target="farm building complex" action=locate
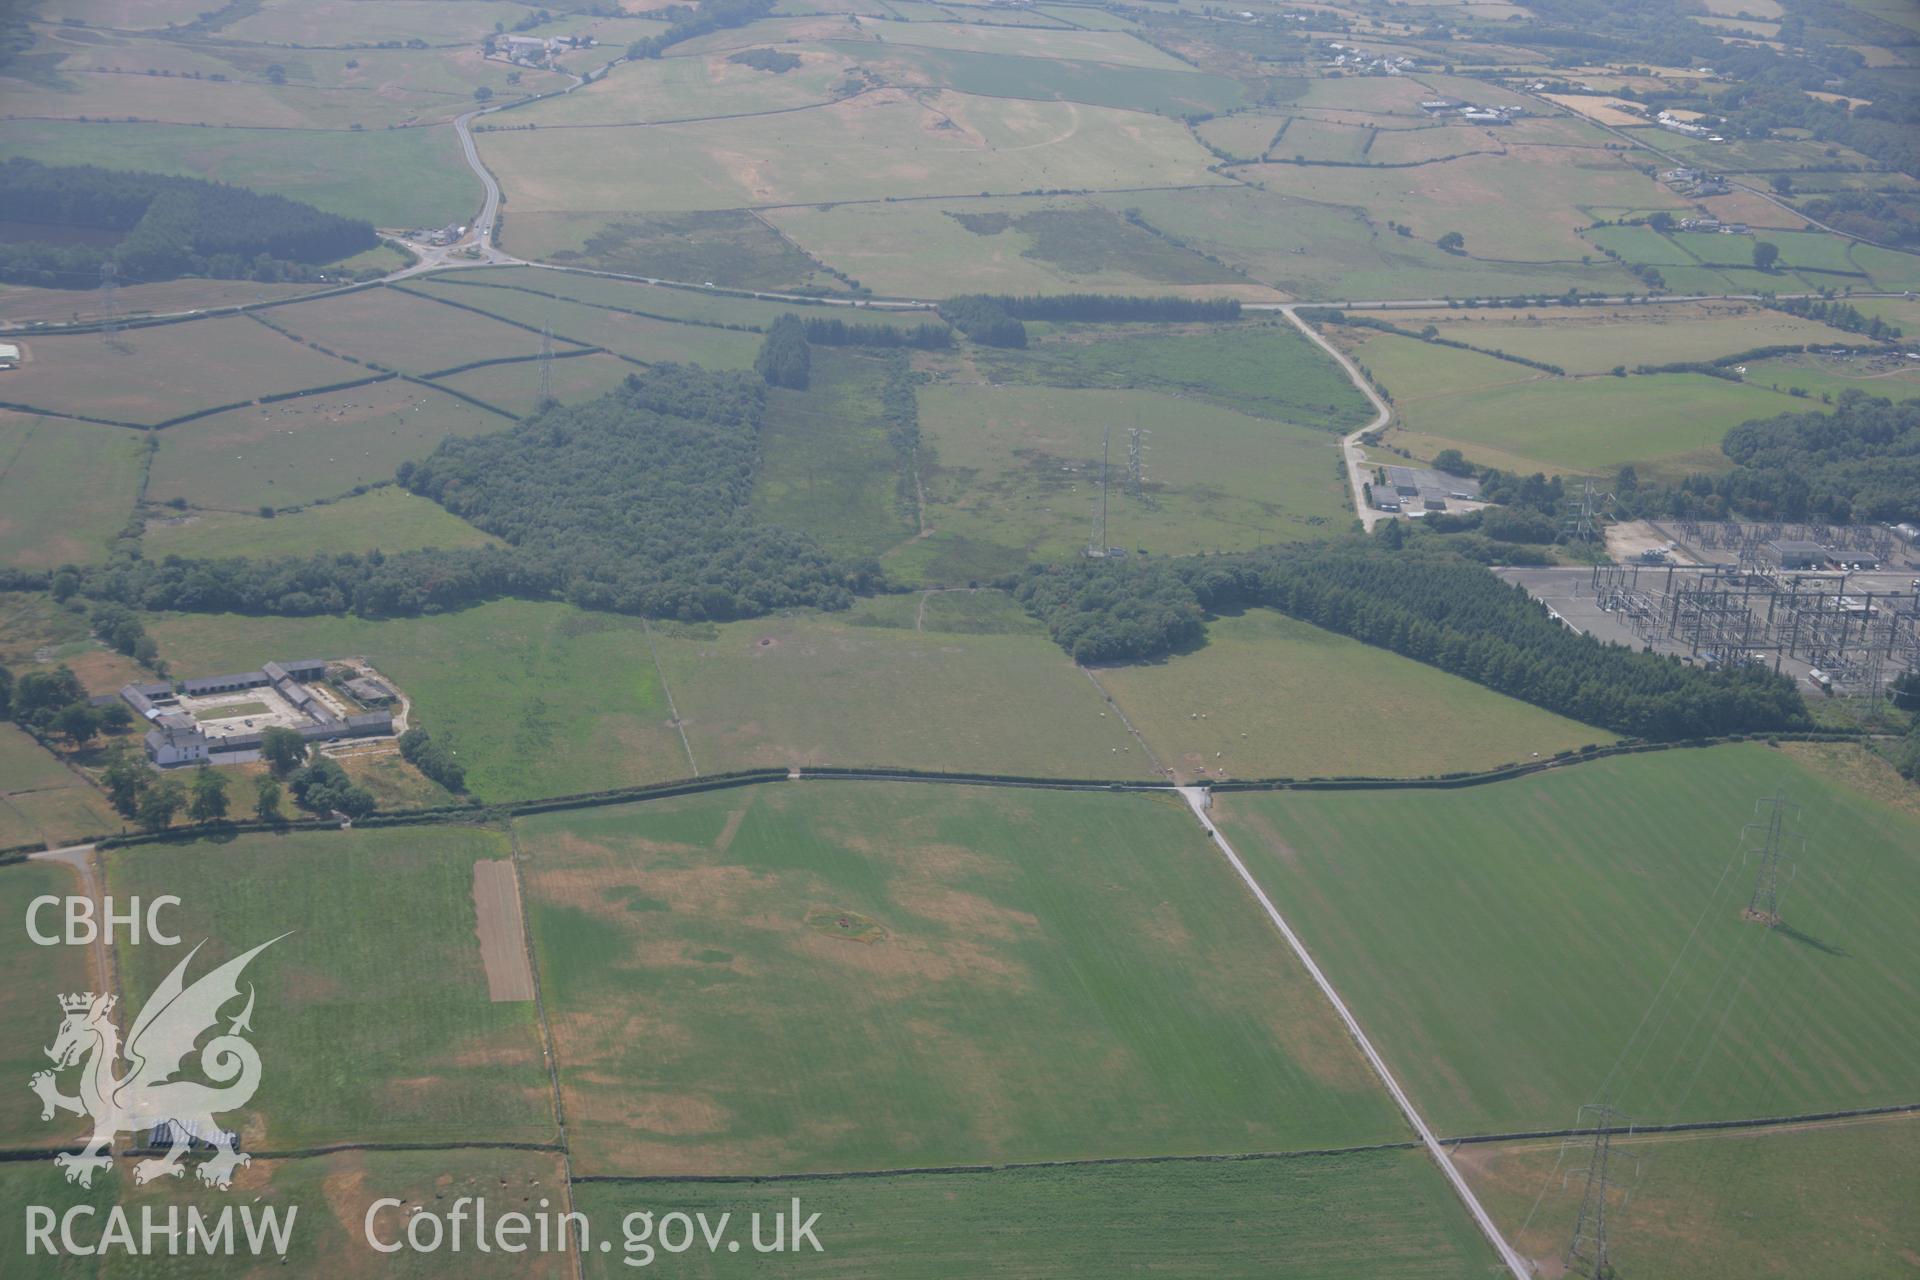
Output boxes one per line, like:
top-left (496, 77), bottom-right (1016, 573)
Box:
top-left (119, 658), bottom-right (398, 767)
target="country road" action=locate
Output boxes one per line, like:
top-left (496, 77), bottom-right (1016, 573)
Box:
top-left (1276, 304), bottom-right (1392, 531)
top-left (1177, 788), bottom-right (1533, 1280)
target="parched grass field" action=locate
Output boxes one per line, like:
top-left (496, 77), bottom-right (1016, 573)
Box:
top-left (0, 415), bottom-right (144, 569)
top-left (146, 379), bottom-right (510, 511)
top-left (1244, 147), bottom-right (1686, 268)
top-left (144, 486), bottom-right (501, 559)
top-left (260, 287), bottom-right (557, 374)
top-left (1213, 744), bottom-right (1920, 1136)
top-left (752, 348), bottom-right (918, 560)
top-left (647, 607), bottom-right (1153, 778)
top-left (1464, 1115), bottom-right (1920, 1280)
top-left (431, 350), bottom-right (638, 417)
top-left (897, 383), bottom-right (1348, 581)
top-left (1095, 609), bottom-right (1613, 783)
top-left (1195, 110), bottom-right (1287, 161)
top-left (0, 591), bottom-right (149, 696)
top-left (1382, 302), bottom-right (1860, 375)
top-left (0, 1149), bottom-right (574, 1278)
top-left (398, 280), bottom-right (762, 368)
top-left (0, 318), bottom-right (358, 425)
top-left (105, 825), bottom-right (555, 1147)
top-left (518, 781), bottom-right (1405, 1176)
top-left (765, 196), bottom-right (1272, 299)
top-left (511, 46), bottom-right (856, 126)
top-left (480, 89), bottom-right (1221, 213)
top-left (146, 602), bottom-right (692, 802)
top-left (0, 120), bottom-right (478, 227)
top-left (222, 0), bottom-right (549, 44)
top-left (0, 859), bottom-right (97, 1146)
top-left (574, 1151), bottom-right (1497, 1278)
top-left (1106, 185), bottom-right (1642, 302)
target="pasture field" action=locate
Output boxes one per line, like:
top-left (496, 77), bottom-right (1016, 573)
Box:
top-left (0, 859), bottom-right (97, 1146)
top-left (1270, 117), bottom-right (1373, 163)
top-left (0, 415), bottom-right (144, 569)
top-left (1244, 147), bottom-right (1686, 267)
top-left (0, 720), bottom-right (123, 850)
top-left (1843, 293), bottom-right (1920, 333)
top-left (510, 46), bottom-right (857, 125)
top-left (1394, 303), bottom-right (1861, 375)
top-left (1331, 327), bottom-right (1538, 400)
top-left (1107, 185), bottom-right (1643, 301)
top-left (848, 16), bottom-right (1190, 68)
top-left (0, 1150), bottom-right (574, 1279)
top-left (517, 781), bottom-right (1404, 1175)
top-left (1195, 110), bottom-right (1287, 160)
top-left (146, 380), bottom-right (510, 511)
top-left (765, 197), bottom-right (1270, 299)
top-left (1363, 124), bottom-right (1508, 166)
top-left (398, 280), bottom-right (762, 368)
top-left (432, 351), bottom-right (639, 417)
top-left (841, 39), bottom-right (1246, 115)
top-left (752, 349), bottom-right (918, 560)
top-left (479, 90), bottom-right (1221, 213)
top-left (105, 826), bottom-right (555, 1147)
top-left (222, 0), bottom-right (549, 44)
top-left (1737, 350), bottom-right (1920, 402)
top-left (899, 383), bottom-right (1348, 579)
top-left (647, 608), bottom-right (1151, 777)
top-left (1845, 242), bottom-right (1920, 292)
top-left (259, 287), bottom-right (558, 374)
top-left (1212, 743), bottom-right (1920, 1136)
top-left (573, 1151), bottom-right (1496, 1278)
top-left (0, 120), bottom-right (477, 227)
top-left (1672, 229), bottom-right (1860, 274)
top-left (1094, 609), bottom-right (1612, 783)
top-left (0, 318), bottom-right (357, 425)
top-left (1464, 1116), bottom-right (1920, 1280)
top-left (0, 278), bottom-right (323, 327)
top-left (146, 602), bottom-right (692, 802)
top-left (982, 322), bottom-right (1372, 426)
top-left (504, 209), bottom-right (844, 293)
top-left (143, 486), bottom-right (501, 559)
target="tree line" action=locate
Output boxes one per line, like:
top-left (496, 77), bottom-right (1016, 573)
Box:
top-left (801, 317), bottom-right (952, 349)
top-left (626, 0), bottom-right (772, 58)
top-left (0, 159), bottom-right (376, 288)
top-left (1015, 541), bottom-right (1810, 741)
top-left (938, 296), bottom-right (1027, 348)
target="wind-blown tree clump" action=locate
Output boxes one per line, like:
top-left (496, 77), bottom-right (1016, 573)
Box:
top-left (939, 295), bottom-right (1027, 348)
top-left (755, 314), bottom-right (811, 389)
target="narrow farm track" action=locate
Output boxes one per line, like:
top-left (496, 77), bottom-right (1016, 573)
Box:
top-left (1275, 304), bottom-right (1390, 532)
top-left (1177, 787), bottom-right (1533, 1280)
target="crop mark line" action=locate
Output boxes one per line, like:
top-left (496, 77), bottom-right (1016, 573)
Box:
top-left (642, 616), bottom-right (699, 777)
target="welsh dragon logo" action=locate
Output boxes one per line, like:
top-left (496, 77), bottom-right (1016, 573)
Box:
top-left (30, 936), bottom-right (284, 1190)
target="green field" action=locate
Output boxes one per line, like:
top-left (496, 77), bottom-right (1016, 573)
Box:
top-left (574, 1151), bottom-right (1496, 1278)
top-left (0, 415), bottom-right (144, 569)
top-left (766, 196), bottom-right (1264, 298)
top-left (431, 351), bottom-right (638, 417)
top-left (105, 826), bottom-right (554, 1147)
top-left (427, 267), bottom-right (933, 329)
top-left (848, 17), bottom-right (1189, 69)
top-left (510, 45), bottom-right (856, 126)
top-left (1214, 744), bottom-right (1920, 1135)
top-left (751, 348), bottom-right (919, 559)
top-left (0, 857), bottom-right (97, 1144)
top-left (1345, 332), bottom-right (1800, 476)
top-left (1738, 350), bottom-right (1920, 403)
top-left (1095, 609), bottom-right (1613, 782)
top-left (897, 383), bottom-right (1350, 582)
top-left (398, 279), bottom-right (762, 368)
top-left (146, 602), bottom-right (693, 801)
top-left (0, 120), bottom-right (478, 227)
top-left (518, 781), bottom-right (1404, 1174)
top-left (260, 287), bottom-right (557, 374)
top-left (1466, 1116), bottom-right (1920, 1280)
top-left (504, 208), bottom-right (845, 293)
top-left (146, 379), bottom-right (510, 511)
top-left (144, 486), bottom-right (499, 559)
top-left (1409, 305), bottom-right (1857, 375)
top-left (646, 607), bottom-right (1153, 778)
top-left (836, 38), bottom-right (1245, 115)
top-left (0, 1148), bottom-right (573, 1278)
top-left (1, 318), bottom-right (360, 425)
top-left (979, 323), bottom-right (1373, 427)
top-left (0, 724), bottom-right (124, 850)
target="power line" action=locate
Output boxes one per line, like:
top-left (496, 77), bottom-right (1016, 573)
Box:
top-left (1564, 1103), bottom-right (1632, 1279)
top-left (1742, 794), bottom-right (1802, 926)
top-left (1085, 425), bottom-right (1111, 558)
top-left (536, 321), bottom-right (554, 410)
